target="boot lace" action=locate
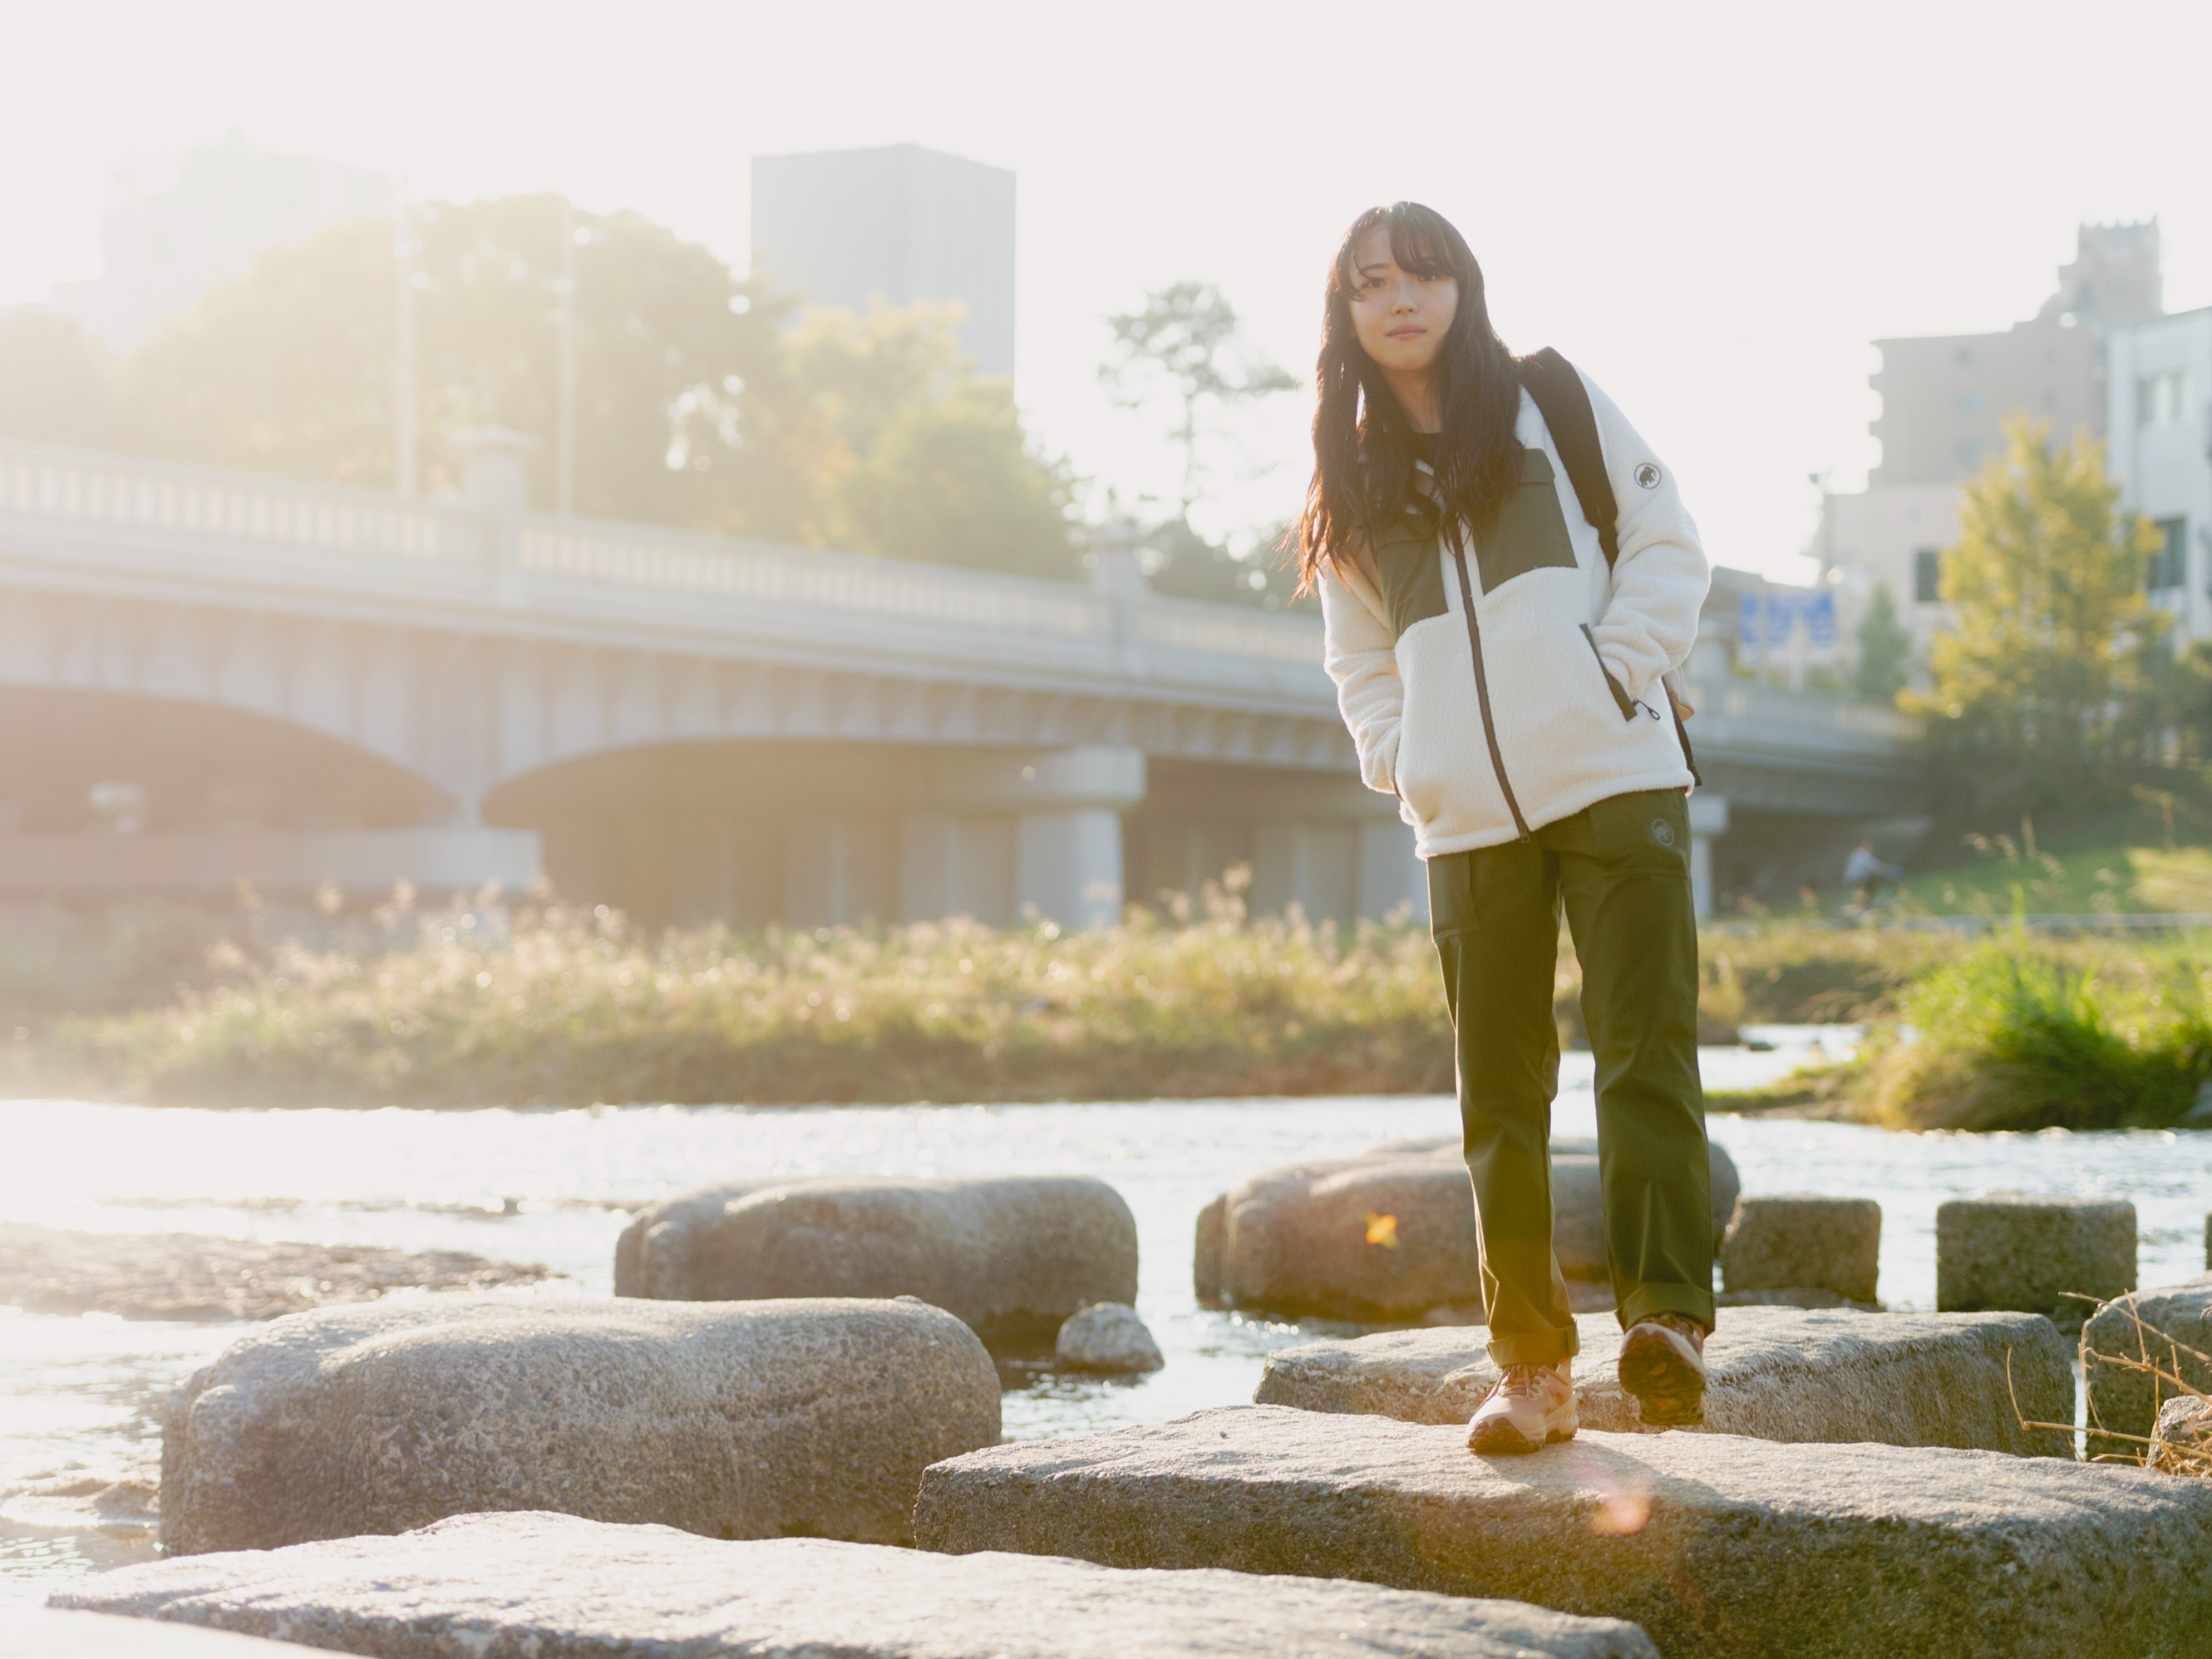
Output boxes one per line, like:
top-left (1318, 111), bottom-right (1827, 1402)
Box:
top-left (1498, 1362), bottom-right (1551, 1398)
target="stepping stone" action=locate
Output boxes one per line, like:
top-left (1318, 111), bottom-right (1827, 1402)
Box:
top-left (0, 1222), bottom-right (553, 1322)
top-left (1720, 1194), bottom-right (1880, 1306)
top-left (914, 1405), bottom-right (2212, 1659)
top-left (0, 1608), bottom-right (323, 1657)
top-left (53, 1508), bottom-right (1659, 1659)
top-left (1254, 1306), bottom-right (2072, 1456)
top-left (616, 1174), bottom-right (1137, 1346)
top-left (1194, 1137), bottom-right (1738, 1322)
top-left (160, 1294), bottom-right (998, 1556)
top-left (1936, 1193), bottom-right (2135, 1331)
top-left (2083, 1273), bottom-right (2212, 1457)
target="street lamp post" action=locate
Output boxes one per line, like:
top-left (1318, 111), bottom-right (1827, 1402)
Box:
top-left (557, 201), bottom-right (578, 517)
top-left (395, 193), bottom-right (417, 499)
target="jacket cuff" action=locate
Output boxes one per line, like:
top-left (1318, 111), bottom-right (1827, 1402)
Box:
top-left (1600, 646), bottom-right (1653, 706)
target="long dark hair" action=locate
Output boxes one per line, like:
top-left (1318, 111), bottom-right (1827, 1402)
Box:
top-left (1296, 203), bottom-right (1522, 592)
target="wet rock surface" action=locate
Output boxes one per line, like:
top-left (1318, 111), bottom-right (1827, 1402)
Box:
top-left (56, 1508), bottom-right (1660, 1659)
top-left (2084, 1273), bottom-right (2212, 1458)
top-left (1054, 1302), bottom-right (1163, 1373)
top-left (1195, 1137), bottom-right (1738, 1322)
top-left (615, 1174), bottom-right (1138, 1347)
top-left (1, 1607), bottom-right (325, 1657)
top-left (1254, 1306), bottom-right (2072, 1455)
top-left (0, 1223), bottom-right (554, 1321)
top-left (914, 1404), bottom-right (2212, 1659)
top-left (1936, 1193), bottom-right (2136, 1330)
top-left (160, 1294), bottom-right (999, 1555)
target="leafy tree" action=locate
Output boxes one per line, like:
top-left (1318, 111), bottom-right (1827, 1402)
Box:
top-left (1852, 581), bottom-right (1912, 703)
top-left (58, 198), bottom-right (1078, 578)
top-left (1099, 280), bottom-right (1295, 516)
top-left (756, 300), bottom-right (1080, 576)
top-left (829, 376), bottom-right (1081, 578)
top-left (1143, 517), bottom-right (1304, 610)
top-left (122, 197), bottom-right (785, 527)
top-left (1906, 418), bottom-right (2164, 785)
top-left (0, 312), bottom-right (118, 447)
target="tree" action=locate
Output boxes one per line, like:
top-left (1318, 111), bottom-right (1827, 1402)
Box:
top-left (1906, 419), bottom-right (2164, 785)
top-left (122, 197), bottom-right (785, 528)
top-left (1142, 517), bottom-right (1304, 610)
top-left (1099, 280), bottom-right (1295, 517)
top-left (758, 300), bottom-right (1081, 577)
top-left (61, 197), bottom-right (1078, 578)
top-left (0, 312), bottom-right (118, 448)
top-left (1852, 581), bottom-right (1912, 703)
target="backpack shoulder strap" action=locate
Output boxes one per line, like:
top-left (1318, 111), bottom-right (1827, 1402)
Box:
top-left (1519, 348), bottom-right (1618, 569)
top-left (1521, 348), bottom-right (1702, 783)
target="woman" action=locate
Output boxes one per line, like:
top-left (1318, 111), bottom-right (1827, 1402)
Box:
top-left (1302, 201), bottom-right (1715, 1455)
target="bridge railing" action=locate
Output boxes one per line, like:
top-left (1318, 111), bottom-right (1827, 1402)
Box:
top-left (515, 514), bottom-right (1115, 642)
top-left (1682, 669), bottom-right (1921, 752)
top-left (1139, 593), bottom-right (1323, 668)
top-left (0, 440), bottom-right (1923, 747)
top-left (0, 442), bottom-right (483, 566)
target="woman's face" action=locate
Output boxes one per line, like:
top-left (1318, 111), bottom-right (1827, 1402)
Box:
top-left (1346, 227), bottom-right (1460, 380)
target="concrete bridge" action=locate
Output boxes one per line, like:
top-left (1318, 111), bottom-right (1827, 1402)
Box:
top-left (0, 437), bottom-right (1925, 925)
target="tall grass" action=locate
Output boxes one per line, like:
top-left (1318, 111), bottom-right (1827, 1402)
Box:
top-left (1854, 932), bottom-right (2212, 1130)
top-left (27, 897), bottom-right (1465, 1108)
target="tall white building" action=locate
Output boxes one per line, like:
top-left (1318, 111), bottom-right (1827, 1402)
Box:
top-left (750, 144), bottom-right (1017, 380)
top-left (2107, 308), bottom-right (2212, 645)
top-left (40, 130), bottom-right (393, 347)
top-left (1821, 222), bottom-right (2162, 661)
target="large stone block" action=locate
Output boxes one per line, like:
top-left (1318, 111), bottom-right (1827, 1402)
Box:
top-left (1936, 1192), bottom-right (2136, 1330)
top-left (914, 1405), bottom-right (2212, 1659)
top-left (1254, 1306), bottom-right (2071, 1455)
top-left (54, 1509), bottom-right (1658, 1659)
top-left (2150, 1393), bottom-right (2212, 1476)
top-left (158, 1295), bottom-right (998, 1556)
top-left (0, 1222), bottom-right (552, 1322)
top-left (616, 1174), bottom-right (1136, 1346)
top-left (1720, 1195), bottom-right (1879, 1306)
top-left (1195, 1136), bottom-right (1737, 1322)
top-left (0, 1609), bottom-right (322, 1657)
top-left (2083, 1273), bottom-right (2212, 1458)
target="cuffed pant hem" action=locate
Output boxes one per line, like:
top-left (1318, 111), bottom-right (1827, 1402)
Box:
top-left (1618, 1282), bottom-right (1716, 1333)
top-left (1486, 1323), bottom-right (1581, 1368)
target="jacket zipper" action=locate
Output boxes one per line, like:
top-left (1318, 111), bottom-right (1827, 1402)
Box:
top-left (1580, 623), bottom-right (1639, 721)
top-left (1448, 544), bottom-right (1531, 839)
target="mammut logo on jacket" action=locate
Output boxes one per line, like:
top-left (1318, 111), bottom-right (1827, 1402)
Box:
top-left (1634, 462), bottom-right (1661, 490)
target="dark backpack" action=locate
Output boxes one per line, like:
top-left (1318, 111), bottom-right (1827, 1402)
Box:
top-left (1518, 348), bottom-right (1702, 785)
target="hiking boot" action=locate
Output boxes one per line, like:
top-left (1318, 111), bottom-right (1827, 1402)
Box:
top-left (1466, 1360), bottom-right (1576, 1455)
top-left (1618, 1312), bottom-right (1708, 1426)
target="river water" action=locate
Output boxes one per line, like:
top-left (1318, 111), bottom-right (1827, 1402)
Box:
top-left (3, 1027), bottom-right (2208, 1605)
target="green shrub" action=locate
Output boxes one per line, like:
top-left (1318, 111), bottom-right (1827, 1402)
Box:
top-left (1858, 934), bottom-right (2212, 1130)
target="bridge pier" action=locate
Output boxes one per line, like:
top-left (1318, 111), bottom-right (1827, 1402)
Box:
top-left (929, 746), bottom-right (1146, 930)
top-left (1689, 792), bottom-right (1729, 921)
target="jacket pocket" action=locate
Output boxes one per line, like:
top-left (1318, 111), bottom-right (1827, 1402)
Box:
top-left (1473, 448), bottom-right (1579, 593)
top-left (1580, 624), bottom-right (1638, 721)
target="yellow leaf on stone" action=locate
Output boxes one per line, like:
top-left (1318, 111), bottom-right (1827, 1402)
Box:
top-left (1364, 1212), bottom-right (1398, 1248)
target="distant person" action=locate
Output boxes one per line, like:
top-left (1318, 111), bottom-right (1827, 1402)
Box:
top-left (1303, 203), bottom-right (1714, 1454)
top-left (1843, 839), bottom-right (1904, 912)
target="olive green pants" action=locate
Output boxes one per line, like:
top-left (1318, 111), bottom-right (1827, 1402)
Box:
top-left (1428, 787), bottom-right (1715, 1367)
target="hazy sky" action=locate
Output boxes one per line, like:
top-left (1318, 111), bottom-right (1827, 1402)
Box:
top-left (7, 0), bottom-right (2210, 579)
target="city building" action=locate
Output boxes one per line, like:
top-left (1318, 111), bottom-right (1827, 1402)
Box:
top-left (2106, 306), bottom-right (2212, 642)
top-left (37, 130), bottom-right (393, 347)
top-left (1824, 221), bottom-right (2163, 657)
top-left (750, 144), bottom-right (1017, 378)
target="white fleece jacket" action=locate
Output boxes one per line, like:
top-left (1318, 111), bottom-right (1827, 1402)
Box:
top-left (1319, 368), bottom-right (1707, 859)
